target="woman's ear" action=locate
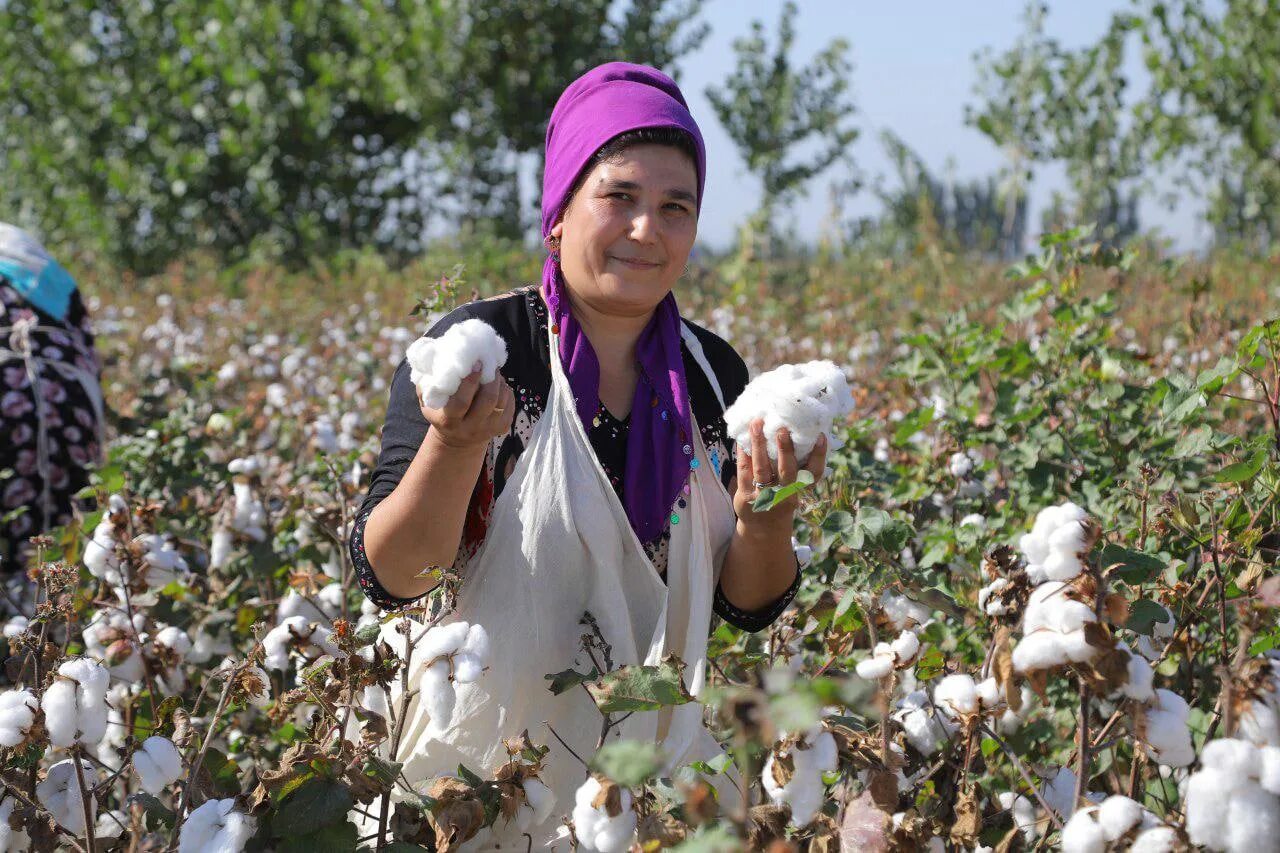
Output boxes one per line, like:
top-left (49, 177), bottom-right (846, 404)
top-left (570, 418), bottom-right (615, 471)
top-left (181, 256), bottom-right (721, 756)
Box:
top-left (550, 221), bottom-right (564, 240)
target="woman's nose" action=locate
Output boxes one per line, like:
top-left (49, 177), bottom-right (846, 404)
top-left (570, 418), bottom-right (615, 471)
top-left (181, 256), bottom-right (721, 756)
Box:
top-left (629, 209), bottom-right (659, 243)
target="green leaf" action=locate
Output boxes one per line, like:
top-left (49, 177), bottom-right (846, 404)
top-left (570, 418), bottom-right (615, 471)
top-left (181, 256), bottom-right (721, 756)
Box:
top-left (354, 621), bottom-right (382, 646)
top-left (272, 778), bottom-right (353, 836)
top-left (586, 654), bottom-right (695, 714)
top-left (456, 763), bottom-right (484, 788)
top-left (893, 406), bottom-right (935, 444)
top-left (126, 792), bottom-right (174, 828)
top-left (278, 820), bottom-right (359, 852)
top-left (200, 748), bottom-right (242, 798)
top-left (752, 469), bottom-right (814, 512)
top-left (1125, 599), bottom-right (1171, 636)
top-left (590, 740), bottom-right (664, 787)
top-left (1215, 449), bottom-right (1267, 483)
top-left (1099, 544), bottom-right (1166, 584)
top-left (545, 667), bottom-right (599, 695)
top-left (914, 647), bottom-right (945, 681)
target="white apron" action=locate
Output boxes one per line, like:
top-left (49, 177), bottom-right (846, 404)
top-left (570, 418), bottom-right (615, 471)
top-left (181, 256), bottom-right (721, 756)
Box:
top-left (381, 317), bottom-right (740, 849)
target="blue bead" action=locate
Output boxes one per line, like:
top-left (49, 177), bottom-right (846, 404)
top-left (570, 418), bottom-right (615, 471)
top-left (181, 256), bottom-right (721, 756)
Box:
top-left (690, 458), bottom-right (700, 470)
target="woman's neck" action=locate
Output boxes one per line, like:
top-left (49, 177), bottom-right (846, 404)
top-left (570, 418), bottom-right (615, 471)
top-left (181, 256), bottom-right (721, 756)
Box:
top-left (550, 284), bottom-right (657, 369)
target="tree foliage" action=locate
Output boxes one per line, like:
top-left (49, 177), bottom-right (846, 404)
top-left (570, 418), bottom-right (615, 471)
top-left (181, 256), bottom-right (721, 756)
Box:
top-left (0, 0), bottom-right (707, 271)
top-left (704, 0), bottom-right (858, 229)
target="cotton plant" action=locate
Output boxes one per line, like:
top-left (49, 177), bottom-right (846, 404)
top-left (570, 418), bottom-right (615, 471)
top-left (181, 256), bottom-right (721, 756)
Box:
top-left (1019, 501), bottom-right (1093, 584)
top-left (855, 629), bottom-right (921, 680)
top-left (405, 318), bottom-right (508, 410)
top-left (1059, 794), bottom-right (1176, 853)
top-left (761, 726), bottom-right (839, 827)
top-left (722, 359), bottom-right (855, 465)
top-left (132, 736), bottom-right (183, 795)
top-left (571, 775), bottom-right (637, 853)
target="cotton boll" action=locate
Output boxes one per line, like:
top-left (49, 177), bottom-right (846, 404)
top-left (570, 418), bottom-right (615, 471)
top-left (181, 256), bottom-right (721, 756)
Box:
top-left (891, 629), bottom-right (920, 664)
top-left (1060, 628), bottom-right (1100, 663)
top-left (262, 617), bottom-right (341, 672)
top-left (461, 622), bottom-right (490, 661)
top-left (934, 674), bottom-right (980, 719)
top-left (1260, 746), bottom-right (1280, 794)
top-left (516, 777), bottom-right (556, 831)
top-left (1128, 826), bottom-right (1178, 853)
top-left (1041, 766), bottom-right (1080, 818)
top-left (1060, 808), bottom-right (1106, 853)
top-left (1094, 795), bottom-right (1144, 840)
top-left (95, 808), bottom-right (129, 839)
top-left (997, 791), bottom-right (1038, 840)
top-left (37, 759), bottom-right (95, 834)
top-left (45, 657), bottom-right (110, 747)
top-left (1121, 648), bottom-right (1155, 702)
top-left (2, 615), bottom-right (28, 639)
top-left (155, 625), bottom-right (193, 659)
top-left (762, 729), bottom-right (838, 827)
top-left (979, 578), bottom-right (1010, 616)
top-left (948, 451), bottom-right (973, 478)
top-left (407, 320), bottom-right (509, 410)
top-left (879, 592), bottom-right (932, 632)
top-left (572, 777), bottom-right (636, 853)
top-left (893, 691), bottom-right (954, 756)
top-left (1200, 738), bottom-right (1261, 777)
top-left (975, 677), bottom-right (1003, 711)
top-left (1185, 766), bottom-right (1239, 848)
top-left (1225, 781), bottom-right (1280, 853)
top-left (0, 689), bottom-right (38, 747)
top-left (723, 360), bottom-right (854, 465)
top-left (1144, 689), bottom-right (1194, 768)
top-left (1239, 697), bottom-right (1280, 747)
top-left (133, 736), bottom-right (183, 795)
top-left (209, 528), bottom-right (233, 570)
top-left (423, 660), bottom-right (456, 736)
top-left (178, 798), bottom-right (256, 853)
top-left (420, 621), bottom-right (471, 662)
top-left (317, 583), bottom-right (346, 618)
top-left (452, 653), bottom-right (484, 684)
top-left (855, 645), bottom-right (895, 680)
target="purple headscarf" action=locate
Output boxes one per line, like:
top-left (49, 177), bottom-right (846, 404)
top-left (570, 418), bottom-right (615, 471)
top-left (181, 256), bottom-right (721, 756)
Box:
top-left (541, 62), bottom-right (707, 546)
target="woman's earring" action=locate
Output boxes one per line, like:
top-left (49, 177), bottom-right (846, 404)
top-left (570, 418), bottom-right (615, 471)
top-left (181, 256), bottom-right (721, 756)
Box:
top-left (543, 234), bottom-right (561, 262)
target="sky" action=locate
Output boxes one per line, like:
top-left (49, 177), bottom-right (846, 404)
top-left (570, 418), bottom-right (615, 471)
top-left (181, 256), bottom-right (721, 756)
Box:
top-left (674, 0), bottom-right (1210, 252)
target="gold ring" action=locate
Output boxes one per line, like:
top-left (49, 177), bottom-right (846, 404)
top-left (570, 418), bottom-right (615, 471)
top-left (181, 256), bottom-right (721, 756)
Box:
top-left (493, 406), bottom-right (506, 414)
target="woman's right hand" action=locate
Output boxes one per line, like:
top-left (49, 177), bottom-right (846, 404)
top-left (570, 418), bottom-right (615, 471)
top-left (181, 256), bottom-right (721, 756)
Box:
top-left (418, 362), bottom-right (516, 451)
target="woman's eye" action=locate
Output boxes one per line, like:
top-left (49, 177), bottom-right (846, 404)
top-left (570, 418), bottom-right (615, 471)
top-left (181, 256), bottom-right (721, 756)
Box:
top-left (608, 192), bottom-right (632, 201)
top-left (665, 203), bottom-right (691, 214)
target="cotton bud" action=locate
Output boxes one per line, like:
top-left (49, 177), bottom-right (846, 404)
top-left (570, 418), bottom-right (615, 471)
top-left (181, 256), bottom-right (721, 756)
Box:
top-left (178, 798), bottom-right (256, 853)
top-left (761, 728), bottom-right (838, 826)
top-left (44, 657), bottom-right (110, 747)
top-left (515, 776), bottom-right (557, 832)
top-left (0, 689), bottom-right (38, 747)
top-left (262, 616), bottom-right (341, 671)
top-left (1019, 502), bottom-right (1092, 584)
top-left (37, 759), bottom-right (95, 833)
top-left (723, 360), bottom-right (854, 464)
top-left (571, 776), bottom-right (636, 853)
top-left (407, 319), bottom-right (508, 410)
top-left (133, 736), bottom-right (183, 795)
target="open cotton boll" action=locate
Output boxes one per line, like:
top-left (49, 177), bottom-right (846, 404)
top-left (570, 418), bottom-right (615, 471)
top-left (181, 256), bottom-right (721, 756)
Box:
top-left (1118, 643), bottom-right (1155, 701)
top-left (230, 481), bottom-right (267, 542)
top-left (0, 689), bottom-right (38, 747)
top-left (1225, 782), bottom-right (1280, 853)
top-left (133, 736), bottom-right (183, 795)
top-left (155, 625), bottom-right (193, 659)
top-left (933, 674), bottom-right (981, 719)
top-left (996, 792), bottom-right (1039, 840)
top-left (1144, 689), bottom-right (1194, 767)
top-left (38, 759), bottom-right (95, 834)
top-left (1185, 766), bottom-right (1239, 848)
top-left (422, 660), bottom-right (456, 736)
top-left (1127, 826), bottom-right (1178, 853)
top-left (1060, 809), bottom-right (1107, 853)
top-left (1094, 795), bottom-right (1145, 839)
top-left (178, 798), bottom-right (256, 853)
top-left (723, 360), bottom-right (854, 465)
top-left (572, 776), bottom-right (636, 853)
top-left (406, 319), bottom-right (509, 410)
top-left (420, 621), bottom-right (471, 662)
top-left (44, 657), bottom-right (110, 748)
top-left (762, 729), bottom-right (838, 827)
top-left (948, 451), bottom-right (974, 478)
top-left (1201, 738), bottom-right (1261, 777)
top-left (879, 591), bottom-right (933, 632)
top-left (1020, 502), bottom-right (1089, 583)
top-left (84, 519), bottom-right (122, 583)
top-left (1041, 766), bottom-right (1081, 818)
top-left (893, 691), bottom-right (956, 756)
top-left (1261, 747), bottom-right (1280, 794)
top-left (461, 622), bottom-right (490, 661)
top-left (262, 617), bottom-right (341, 671)
top-left (891, 629), bottom-right (921, 663)
top-left (855, 644), bottom-right (895, 680)
top-left (95, 809), bottom-right (129, 839)
top-left (515, 777), bottom-right (557, 832)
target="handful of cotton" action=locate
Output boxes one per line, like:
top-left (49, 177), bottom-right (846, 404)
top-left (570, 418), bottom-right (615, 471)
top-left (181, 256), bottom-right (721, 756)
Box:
top-left (405, 319), bottom-right (508, 410)
top-left (723, 360), bottom-right (854, 466)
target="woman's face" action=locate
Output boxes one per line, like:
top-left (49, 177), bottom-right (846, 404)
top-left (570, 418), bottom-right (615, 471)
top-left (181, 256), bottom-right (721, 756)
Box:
top-left (551, 143), bottom-right (698, 317)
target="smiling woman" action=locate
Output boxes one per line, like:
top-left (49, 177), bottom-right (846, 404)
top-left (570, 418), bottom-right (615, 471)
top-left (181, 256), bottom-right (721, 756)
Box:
top-left (349, 62), bottom-right (823, 849)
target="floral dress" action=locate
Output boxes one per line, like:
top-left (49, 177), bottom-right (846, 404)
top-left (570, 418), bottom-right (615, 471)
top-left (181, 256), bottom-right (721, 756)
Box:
top-left (0, 278), bottom-right (103, 571)
top-left (349, 285), bottom-right (800, 632)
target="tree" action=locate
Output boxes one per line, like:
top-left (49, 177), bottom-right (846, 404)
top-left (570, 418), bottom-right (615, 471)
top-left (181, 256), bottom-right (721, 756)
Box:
top-left (704, 0), bottom-right (858, 240)
top-left (968, 4), bottom-right (1144, 248)
top-left (0, 0), bottom-right (709, 271)
top-left (1136, 0), bottom-right (1280, 250)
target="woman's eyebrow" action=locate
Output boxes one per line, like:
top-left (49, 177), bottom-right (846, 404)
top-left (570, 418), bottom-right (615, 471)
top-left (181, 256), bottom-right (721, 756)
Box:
top-left (600, 179), bottom-right (697, 203)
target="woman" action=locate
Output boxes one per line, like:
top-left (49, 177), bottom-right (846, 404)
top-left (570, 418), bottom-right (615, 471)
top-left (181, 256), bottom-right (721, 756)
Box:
top-left (349, 63), bottom-right (826, 847)
top-left (0, 223), bottom-right (104, 575)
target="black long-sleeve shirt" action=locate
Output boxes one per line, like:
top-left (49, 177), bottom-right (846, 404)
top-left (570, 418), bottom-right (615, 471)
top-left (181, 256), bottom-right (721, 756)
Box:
top-left (348, 284), bottom-right (799, 632)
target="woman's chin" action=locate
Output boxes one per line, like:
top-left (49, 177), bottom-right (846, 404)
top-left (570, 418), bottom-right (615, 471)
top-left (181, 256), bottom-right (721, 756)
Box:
top-left (593, 272), bottom-right (672, 309)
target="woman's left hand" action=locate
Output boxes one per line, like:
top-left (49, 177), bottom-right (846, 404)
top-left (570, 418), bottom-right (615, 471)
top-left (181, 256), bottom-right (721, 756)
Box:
top-left (731, 418), bottom-right (828, 538)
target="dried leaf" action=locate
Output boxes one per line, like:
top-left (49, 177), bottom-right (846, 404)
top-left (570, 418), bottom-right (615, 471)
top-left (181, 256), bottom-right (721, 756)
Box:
top-left (866, 769), bottom-right (899, 812)
top-left (749, 804), bottom-right (791, 849)
top-left (590, 777), bottom-right (624, 818)
top-left (949, 787), bottom-right (982, 846)
top-left (1104, 593), bottom-right (1131, 626)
